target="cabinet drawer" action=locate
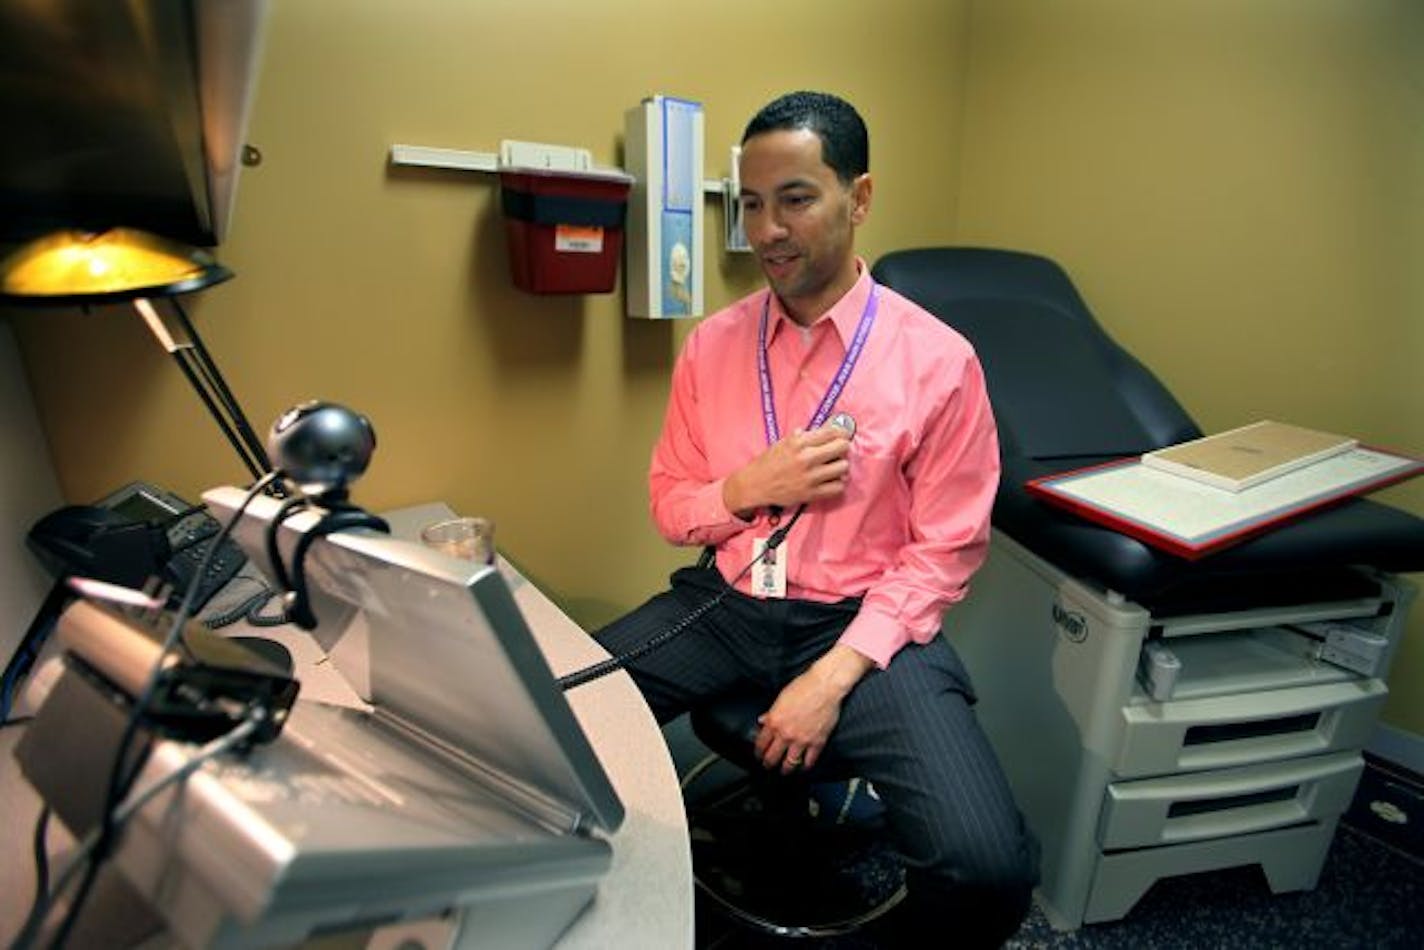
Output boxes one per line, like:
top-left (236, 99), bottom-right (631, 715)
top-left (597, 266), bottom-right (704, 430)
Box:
top-left (1115, 679), bottom-right (1385, 779)
top-left (1099, 751), bottom-right (1361, 850)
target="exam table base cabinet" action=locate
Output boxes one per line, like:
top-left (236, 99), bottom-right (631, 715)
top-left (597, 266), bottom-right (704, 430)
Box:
top-left (947, 534), bottom-right (1413, 930)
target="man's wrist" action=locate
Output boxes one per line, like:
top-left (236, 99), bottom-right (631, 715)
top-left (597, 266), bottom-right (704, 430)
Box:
top-left (810, 644), bottom-right (875, 699)
top-left (722, 471), bottom-right (758, 521)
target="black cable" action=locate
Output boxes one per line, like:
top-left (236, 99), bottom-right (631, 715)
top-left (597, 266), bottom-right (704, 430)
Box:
top-left (9, 806), bottom-right (52, 950)
top-left (201, 582), bottom-right (277, 630)
top-left (31, 807), bottom-right (50, 906)
top-left (284, 507), bottom-right (390, 630)
top-left (556, 584), bottom-right (729, 692)
top-left (17, 713), bottom-right (263, 950)
top-left (245, 494), bottom-right (391, 635)
top-left (39, 472), bottom-right (279, 947)
top-left (557, 505), bottom-right (806, 691)
top-left (1, 582), bottom-right (71, 725)
top-left (263, 496), bottom-right (312, 595)
top-left (160, 503), bottom-right (206, 526)
top-left (242, 594), bottom-right (293, 628)
top-left (44, 853), bottom-right (100, 950)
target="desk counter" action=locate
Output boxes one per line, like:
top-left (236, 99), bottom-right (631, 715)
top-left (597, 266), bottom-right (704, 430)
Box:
top-left (1, 502), bottom-right (693, 949)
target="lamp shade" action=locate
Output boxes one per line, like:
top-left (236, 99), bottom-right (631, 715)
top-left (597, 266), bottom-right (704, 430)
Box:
top-left (0, 225), bottom-right (270, 482)
top-left (0, 227), bottom-right (233, 305)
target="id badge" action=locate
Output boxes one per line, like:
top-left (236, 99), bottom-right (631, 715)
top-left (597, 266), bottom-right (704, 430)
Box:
top-left (751, 536), bottom-right (788, 599)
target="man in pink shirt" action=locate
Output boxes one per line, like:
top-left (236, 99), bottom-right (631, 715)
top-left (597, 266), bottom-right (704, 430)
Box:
top-left (597, 92), bottom-right (1037, 947)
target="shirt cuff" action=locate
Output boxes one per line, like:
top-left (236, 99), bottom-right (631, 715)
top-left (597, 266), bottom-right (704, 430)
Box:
top-left (690, 477), bottom-right (747, 536)
top-left (836, 608), bottom-right (912, 670)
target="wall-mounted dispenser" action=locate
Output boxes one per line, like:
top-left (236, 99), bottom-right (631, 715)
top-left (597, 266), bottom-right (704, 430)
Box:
top-left (624, 96), bottom-right (704, 319)
top-left (497, 141), bottom-right (633, 295)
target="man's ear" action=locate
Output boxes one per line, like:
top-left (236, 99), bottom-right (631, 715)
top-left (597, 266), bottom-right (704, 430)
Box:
top-left (850, 173), bottom-right (873, 225)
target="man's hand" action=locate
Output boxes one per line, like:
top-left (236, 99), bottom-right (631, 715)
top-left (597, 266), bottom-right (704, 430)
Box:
top-left (755, 644), bottom-right (874, 774)
top-left (723, 427), bottom-right (852, 519)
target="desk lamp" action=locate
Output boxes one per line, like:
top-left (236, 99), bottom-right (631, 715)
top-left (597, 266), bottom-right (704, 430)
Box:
top-left (0, 227), bottom-right (271, 481)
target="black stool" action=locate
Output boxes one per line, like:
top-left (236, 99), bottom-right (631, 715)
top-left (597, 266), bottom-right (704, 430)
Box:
top-left (684, 693), bottom-right (906, 941)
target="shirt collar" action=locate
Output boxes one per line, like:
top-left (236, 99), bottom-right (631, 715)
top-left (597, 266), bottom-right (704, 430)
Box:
top-left (766, 258), bottom-right (872, 348)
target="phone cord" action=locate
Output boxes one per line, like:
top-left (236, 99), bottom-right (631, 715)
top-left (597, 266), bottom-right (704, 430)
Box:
top-left (556, 505), bottom-right (804, 691)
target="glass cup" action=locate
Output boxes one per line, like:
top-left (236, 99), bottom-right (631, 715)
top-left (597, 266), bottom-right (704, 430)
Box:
top-left (420, 516), bottom-right (495, 564)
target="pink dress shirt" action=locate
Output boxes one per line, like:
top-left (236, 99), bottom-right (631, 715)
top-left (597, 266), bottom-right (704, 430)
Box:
top-left (649, 264), bottom-right (1001, 668)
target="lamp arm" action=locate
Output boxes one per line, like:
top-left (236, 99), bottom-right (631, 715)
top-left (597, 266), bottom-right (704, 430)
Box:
top-left (167, 348), bottom-right (268, 481)
top-left (168, 298), bottom-right (273, 473)
top-left (132, 297), bottom-right (272, 483)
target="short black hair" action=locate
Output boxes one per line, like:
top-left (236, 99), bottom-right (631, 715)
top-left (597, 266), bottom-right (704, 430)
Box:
top-left (741, 91), bottom-right (869, 185)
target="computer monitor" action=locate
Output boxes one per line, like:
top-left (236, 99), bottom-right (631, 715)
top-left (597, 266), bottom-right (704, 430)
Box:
top-left (20, 487), bottom-right (625, 948)
top-left (205, 486), bottom-right (624, 836)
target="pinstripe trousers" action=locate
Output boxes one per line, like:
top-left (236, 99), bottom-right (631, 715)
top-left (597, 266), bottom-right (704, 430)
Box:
top-left (595, 565), bottom-right (1040, 948)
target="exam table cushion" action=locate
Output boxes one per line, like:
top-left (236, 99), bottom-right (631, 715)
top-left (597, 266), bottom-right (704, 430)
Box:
top-left (872, 247), bottom-right (1424, 608)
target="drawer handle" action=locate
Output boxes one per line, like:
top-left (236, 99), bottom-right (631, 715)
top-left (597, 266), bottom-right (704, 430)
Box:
top-left (1183, 712), bottom-right (1321, 746)
top-left (1167, 785), bottom-right (1297, 818)
top-left (1102, 753), bottom-right (1363, 849)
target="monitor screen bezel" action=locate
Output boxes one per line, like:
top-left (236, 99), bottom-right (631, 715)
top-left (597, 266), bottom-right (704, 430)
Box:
top-left (202, 486), bottom-right (625, 835)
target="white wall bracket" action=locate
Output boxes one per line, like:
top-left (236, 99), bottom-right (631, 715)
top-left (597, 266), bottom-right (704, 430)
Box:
top-left (390, 142), bottom-right (727, 194)
top-left (388, 142), bottom-right (747, 252)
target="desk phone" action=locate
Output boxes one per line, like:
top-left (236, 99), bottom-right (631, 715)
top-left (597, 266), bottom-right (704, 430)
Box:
top-left (28, 482), bottom-right (247, 611)
top-left (98, 482), bottom-right (248, 608)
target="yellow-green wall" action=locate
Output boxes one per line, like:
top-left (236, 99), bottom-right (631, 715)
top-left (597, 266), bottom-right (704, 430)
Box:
top-left (8, 1), bottom-right (1422, 733)
top-left (7, 0), bottom-right (974, 625)
top-left (954, 0), bottom-right (1424, 731)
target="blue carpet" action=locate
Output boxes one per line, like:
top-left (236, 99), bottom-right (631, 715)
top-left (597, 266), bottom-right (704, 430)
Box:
top-left (1003, 824), bottom-right (1423, 949)
top-left (697, 824), bottom-right (1423, 949)
top-left (674, 718), bottom-right (1424, 949)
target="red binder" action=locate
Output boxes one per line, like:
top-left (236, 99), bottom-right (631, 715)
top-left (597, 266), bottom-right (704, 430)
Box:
top-left (1026, 446), bottom-right (1424, 560)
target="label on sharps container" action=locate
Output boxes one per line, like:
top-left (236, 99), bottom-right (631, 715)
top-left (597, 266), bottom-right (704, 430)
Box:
top-left (555, 225), bottom-right (604, 253)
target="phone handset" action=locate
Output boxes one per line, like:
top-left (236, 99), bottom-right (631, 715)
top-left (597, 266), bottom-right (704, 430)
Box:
top-left (26, 482), bottom-right (249, 611)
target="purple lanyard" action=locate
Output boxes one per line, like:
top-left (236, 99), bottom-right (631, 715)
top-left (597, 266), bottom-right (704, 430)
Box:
top-left (757, 283), bottom-right (879, 446)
